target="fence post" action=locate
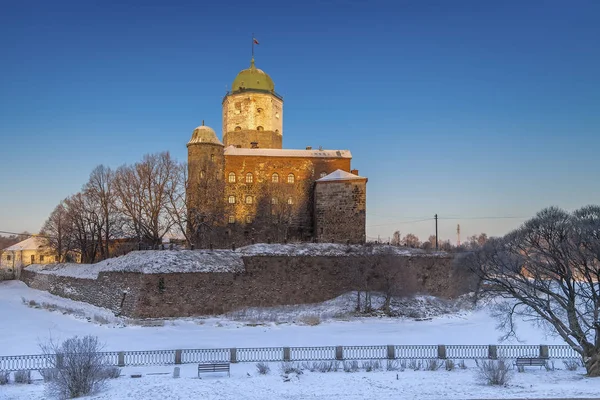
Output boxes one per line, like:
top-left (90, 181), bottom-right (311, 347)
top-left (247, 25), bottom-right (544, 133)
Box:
top-left (175, 350), bottom-right (182, 365)
top-left (56, 353), bottom-right (64, 369)
top-left (283, 347), bottom-right (290, 361)
top-left (230, 348), bottom-right (237, 364)
top-left (335, 346), bottom-right (344, 361)
top-left (117, 351), bottom-right (125, 367)
top-left (437, 345), bottom-right (447, 360)
top-left (387, 345), bottom-right (395, 360)
top-left (539, 345), bottom-right (549, 359)
top-left (488, 345), bottom-right (497, 360)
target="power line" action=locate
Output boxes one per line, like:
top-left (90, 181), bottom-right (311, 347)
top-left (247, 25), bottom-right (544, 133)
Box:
top-left (0, 230), bottom-right (50, 238)
top-left (367, 218), bottom-right (433, 228)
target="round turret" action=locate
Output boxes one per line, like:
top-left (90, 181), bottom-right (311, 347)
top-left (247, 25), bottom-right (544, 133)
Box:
top-left (231, 58), bottom-right (275, 93)
top-left (187, 122), bottom-right (223, 147)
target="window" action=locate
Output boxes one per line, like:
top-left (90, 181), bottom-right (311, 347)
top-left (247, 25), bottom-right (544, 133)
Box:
top-left (257, 108), bottom-right (263, 113)
top-left (40, 255), bottom-right (45, 262)
top-left (287, 173), bottom-right (295, 184)
top-left (6, 255), bottom-right (11, 261)
top-left (235, 126), bottom-right (242, 131)
top-left (228, 216), bottom-right (235, 224)
top-left (55, 255), bottom-right (59, 262)
top-left (256, 126), bottom-right (264, 131)
top-left (31, 255), bottom-right (35, 263)
top-left (272, 173), bottom-right (279, 183)
top-left (200, 170), bottom-right (205, 178)
top-left (246, 173), bottom-right (253, 183)
top-left (271, 197), bottom-right (278, 205)
top-left (246, 216), bottom-right (252, 223)
top-left (287, 197), bottom-right (294, 205)
top-left (228, 195), bottom-right (236, 204)
top-left (320, 171), bottom-right (327, 178)
top-left (275, 129), bottom-right (279, 134)
top-left (245, 195), bottom-right (253, 204)
top-left (210, 154), bottom-right (215, 162)
top-left (228, 172), bottom-right (236, 183)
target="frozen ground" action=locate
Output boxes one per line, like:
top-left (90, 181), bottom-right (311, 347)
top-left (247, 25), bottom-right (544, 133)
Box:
top-left (0, 280), bottom-right (593, 399)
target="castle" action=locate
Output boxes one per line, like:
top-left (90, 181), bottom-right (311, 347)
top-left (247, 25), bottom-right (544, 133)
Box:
top-left (186, 58), bottom-right (367, 248)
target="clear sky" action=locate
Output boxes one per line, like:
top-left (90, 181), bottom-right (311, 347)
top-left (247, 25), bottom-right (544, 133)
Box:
top-left (1, 0), bottom-right (598, 244)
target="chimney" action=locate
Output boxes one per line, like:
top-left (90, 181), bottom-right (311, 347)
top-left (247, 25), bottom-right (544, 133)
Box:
top-left (351, 169), bottom-right (359, 175)
top-left (250, 142), bottom-right (259, 149)
top-left (306, 146), bottom-right (312, 150)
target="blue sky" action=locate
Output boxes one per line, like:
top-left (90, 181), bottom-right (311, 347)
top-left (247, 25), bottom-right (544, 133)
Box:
top-left (1, 0), bottom-right (598, 243)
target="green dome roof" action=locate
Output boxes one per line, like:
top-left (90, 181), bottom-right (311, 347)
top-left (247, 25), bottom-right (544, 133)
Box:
top-left (231, 58), bottom-right (274, 93)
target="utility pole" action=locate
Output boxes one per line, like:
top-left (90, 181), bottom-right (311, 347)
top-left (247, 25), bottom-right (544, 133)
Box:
top-left (435, 214), bottom-right (439, 250)
top-left (457, 224), bottom-right (461, 247)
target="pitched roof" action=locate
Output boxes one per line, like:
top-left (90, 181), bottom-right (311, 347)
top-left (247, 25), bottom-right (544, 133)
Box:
top-left (316, 169), bottom-right (366, 182)
top-left (224, 146), bottom-right (351, 159)
top-left (3, 237), bottom-right (47, 251)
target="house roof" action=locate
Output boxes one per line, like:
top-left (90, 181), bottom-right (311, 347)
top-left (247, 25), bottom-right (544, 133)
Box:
top-left (3, 237), bottom-right (47, 251)
top-left (316, 169), bottom-right (366, 182)
top-left (224, 146), bottom-right (351, 159)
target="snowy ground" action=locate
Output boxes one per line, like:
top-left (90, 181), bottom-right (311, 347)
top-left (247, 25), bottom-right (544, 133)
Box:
top-left (0, 281), bottom-right (595, 399)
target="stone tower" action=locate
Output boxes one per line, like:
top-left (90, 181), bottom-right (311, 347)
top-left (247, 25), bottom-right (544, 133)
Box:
top-left (222, 58), bottom-right (283, 149)
top-left (186, 123), bottom-right (225, 247)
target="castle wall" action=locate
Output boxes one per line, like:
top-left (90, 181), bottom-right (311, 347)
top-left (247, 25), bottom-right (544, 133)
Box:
top-left (222, 92), bottom-right (283, 149)
top-left (21, 251), bottom-right (474, 318)
top-left (315, 179), bottom-right (367, 244)
top-left (223, 155), bottom-right (351, 243)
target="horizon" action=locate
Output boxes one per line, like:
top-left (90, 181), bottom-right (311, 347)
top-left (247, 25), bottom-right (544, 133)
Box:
top-left (1, 0), bottom-right (598, 244)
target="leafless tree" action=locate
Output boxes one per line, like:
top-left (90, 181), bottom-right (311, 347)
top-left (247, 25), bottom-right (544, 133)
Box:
top-left (114, 152), bottom-right (179, 246)
top-left (391, 231), bottom-right (401, 246)
top-left (403, 233), bottom-right (421, 248)
top-left (40, 201), bottom-right (72, 262)
top-left (462, 206), bottom-right (600, 376)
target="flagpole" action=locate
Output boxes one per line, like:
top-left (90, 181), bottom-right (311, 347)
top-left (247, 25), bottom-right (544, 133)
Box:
top-left (252, 32), bottom-right (254, 58)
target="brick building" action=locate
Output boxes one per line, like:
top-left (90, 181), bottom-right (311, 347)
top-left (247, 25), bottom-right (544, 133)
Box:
top-left (186, 58), bottom-right (367, 247)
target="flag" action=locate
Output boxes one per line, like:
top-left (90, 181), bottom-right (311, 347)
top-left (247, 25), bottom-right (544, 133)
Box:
top-left (253, 38), bottom-right (259, 45)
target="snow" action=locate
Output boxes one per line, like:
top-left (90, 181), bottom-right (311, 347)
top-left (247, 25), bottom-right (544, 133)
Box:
top-left (3, 237), bottom-right (46, 251)
top-left (0, 281), bottom-right (595, 399)
top-left (224, 145), bottom-right (352, 159)
top-left (316, 169), bottom-right (366, 182)
top-left (26, 250), bottom-right (244, 279)
top-left (238, 243), bottom-right (444, 257)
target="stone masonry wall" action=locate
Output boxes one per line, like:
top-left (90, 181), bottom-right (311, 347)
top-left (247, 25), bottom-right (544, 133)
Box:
top-left (314, 179), bottom-right (367, 244)
top-left (21, 252), bottom-right (473, 319)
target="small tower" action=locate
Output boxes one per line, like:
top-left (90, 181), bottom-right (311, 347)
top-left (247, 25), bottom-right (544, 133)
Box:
top-left (186, 122), bottom-right (225, 248)
top-left (222, 58), bottom-right (283, 149)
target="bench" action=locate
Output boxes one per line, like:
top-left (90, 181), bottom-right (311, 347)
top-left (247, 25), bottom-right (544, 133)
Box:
top-left (515, 357), bottom-right (547, 369)
top-left (198, 362), bottom-right (230, 378)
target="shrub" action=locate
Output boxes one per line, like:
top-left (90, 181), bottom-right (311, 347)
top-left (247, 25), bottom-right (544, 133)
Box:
top-left (298, 314), bottom-right (321, 326)
top-left (563, 359), bottom-right (579, 371)
top-left (386, 360), bottom-right (400, 371)
top-left (476, 359), bottom-right (512, 386)
top-left (14, 370), bottom-right (32, 384)
top-left (445, 359), bottom-right (455, 371)
top-left (424, 359), bottom-right (443, 371)
top-left (544, 360), bottom-right (555, 372)
top-left (343, 360), bottom-right (360, 373)
top-left (399, 359), bottom-right (407, 371)
top-left (93, 314), bottom-right (110, 325)
top-left (316, 361), bottom-right (338, 373)
top-left (362, 360), bottom-right (382, 372)
top-left (0, 371), bottom-right (9, 385)
top-left (408, 359), bottom-right (422, 371)
top-left (40, 368), bottom-right (59, 382)
top-left (100, 366), bottom-right (121, 379)
top-left (280, 362), bottom-right (302, 375)
top-left (40, 335), bottom-right (114, 399)
top-left (256, 362), bottom-right (270, 375)
top-left (458, 360), bottom-right (467, 370)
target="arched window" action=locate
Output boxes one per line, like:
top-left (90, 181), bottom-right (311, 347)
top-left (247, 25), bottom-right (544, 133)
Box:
top-left (256, 126), bottom-right (264, 131)
top-left (287, 173), bottom-right (295, 184)
top-left (246, 215), bottom-right (253, 223)
top-left (228, 172), bottom-right (236, 183)
top-left (228, 216), bottom-right (235, 224)
top-left (235, 126), bottom-right (242, 131)
top-left (245, 195), bottom-right (253, 204)
top-left (210, 154), bottom-right (215, 162)
top-left (246, 173), bottom-right (253, 183)
top-left (200, 170), bottom-right (206, 178)
top-left (272, 173), bottom-right (279, 183)
top-left (228, 195), bottom-right (236, 204)
top-left (287, 197), bottom-right (294, 205)
top-left (320, 171), bottom-right (327, 178)
top-left (271, 197), bottom-right (278, 205)
top-left (257, 108), bottom-right (263, 114)
top-left (275, 129), bottom-right (279, 134)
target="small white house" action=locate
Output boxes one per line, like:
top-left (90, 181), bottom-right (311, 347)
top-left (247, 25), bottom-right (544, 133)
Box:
top-left (0, 237), bottom-right (57, 278)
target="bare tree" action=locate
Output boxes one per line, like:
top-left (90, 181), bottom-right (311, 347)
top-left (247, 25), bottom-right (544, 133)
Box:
top-left (403, 233), bottom-right (421, 248)
top-left (391, 231), bottom-right (401, 246)
top-left (40, 201), bottom-right (71, 262)
top-left (463, 206), bottom-right (600, 376)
